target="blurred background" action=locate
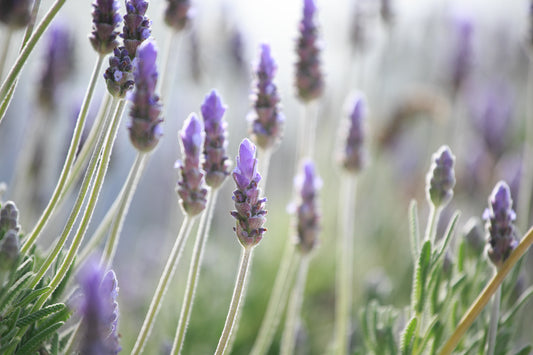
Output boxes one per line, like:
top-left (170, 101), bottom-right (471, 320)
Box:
top-left (1, 0), bottom-right (532, 353)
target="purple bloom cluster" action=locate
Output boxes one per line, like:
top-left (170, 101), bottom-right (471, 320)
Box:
top-left (248, 44), bottom-right (284, 151)
top-left (176, 114), bottom-right (208, 216)
top-left (201, 90), bottom-right (230, 188)
top-left (0, 0), bottom-right (32, 29)
top-left (128, 40), bottom-right (163, 152)
top-left (426, 145), bottom-right (456, 208)
top-left (122, 0), bottom-right (151, 59)
top-left (483, 181), bottom-right (518, 268)
top-left (164, 0), bottom-right (192, 32)
top-left (89, 0), bottom-right (121, 55)
top-left (231, 139), bottom-right (267, 247)
top-left (341, 93), bottom-right (366, 173)
top-left (104, 46), bottom-right (135, 98)
top-left (78, 259), bottom-right (121, 355)
top-left (295, 161), bottom-right (321, 253)
top-left (0, 202), bottom-right (20, 269)
top-left (450, 12), bottom-right (474, 93)
top-left (295, 0), bottom-right (324, 102)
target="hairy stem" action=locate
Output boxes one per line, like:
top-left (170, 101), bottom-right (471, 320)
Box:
top-left (486, 283), bottom-right (501, 355)
top-left (0, 29), bottom-right (13, 81)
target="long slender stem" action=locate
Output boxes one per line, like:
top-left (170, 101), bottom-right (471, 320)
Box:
top-left (280, 254), bottom-right (310, 355)
top-left (160, 30), bottom-right (180, 102)
top-left (335, 174), bottom-right (356, 355)
top-left (486, 283), bottom-right (501, 355)
top-left (131, 216), bottom-right (195, 355)
top-left (21, 54), bottom-right (105, 254)
top-left (101, 152), bottom-right (149, 268)
top-left (0, 29), bottom-right (13, 81)
top-left (215, 246), bottom-right (255, 355)
top-left (438, 226), bottom-right (533, 355)
top-left (258, 148), bottom-right (272, 191)
top-left (424, 204), bottom-right (440, 243)
top-left (171, 189), bottom-right (219, 354)
top-left (21, 0), bottom-right (42, 48)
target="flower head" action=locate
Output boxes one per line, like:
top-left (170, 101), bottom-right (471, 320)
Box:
top-left (450, 11), bottom-right (474, 93)
top-left (0, 201), bottom-right (20, 236)
top-left (341, 93), bottom-right (366, 173)
top-left (201, 90), bottom-right (230, 188)
top-left (0, 0), bottom-right (32, 29)
top-left (483, 181), bottom-right (518, 268)
top-left (122, 0), bottom-right (151, 59)
top-left (426, 145), bottom-right (456, 208)
top-left (104, 47), bottom-right (134, 98)
top-left (176, 114), bottom-right (208, 216)
top-left (89, 0), bottom-right (121, 54)
top-left (294, 160), bottom-right (321, 253)
top-left (248, 44), bottom-right (284, 151)
top-left (0, 230), bottom-right (20, 270)
top-left (164, 0), bottom-right (192, 31)
top-left (231, 139), bottom-right (267, 247)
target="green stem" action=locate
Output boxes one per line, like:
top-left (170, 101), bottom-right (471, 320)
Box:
top-left (215, 246), bottom-right (255, 355)
top-left (171, 189), bottom-right (219, 354)
top-left (131, 216), bottom-right (195, 355)
top-left (297, 101), bottom-right (319, 162)
top-left (424, 204), bottom-right (440, 243)
top-left (0, 28), bottom-right (13, 81)
top-left (20, 0), bottom-right (42, 47)
top-left (486, 283), bottom-right (501, 355)
top-left (20, 54), bottom-right (105, 254)
top-left (0, 0), bottom-right (68, 120)
top-left (280, 254), bottom-right (310, 355)
top-left (101, 152), bottom-right (149, 268)
top-left (334, 174), bottom-right (356, 355)
top-left (438, 226), bottom-right (533, 355)
top-left (258, 148), bottom-right (272, 191)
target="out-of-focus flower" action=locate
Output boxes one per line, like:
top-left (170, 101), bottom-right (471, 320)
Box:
top-left (0, 201), bottom-right (20, 235)
top-left (340, 92), bottom-right (366, 173)
top-left (122, 0), bottom-right (151, 59)
top-left (104, 47), bottom-right (134, 98)
top-left (294, 160), bottom-right (321, 253)
top-left (89, 0), bottom-right (121, 55)
top-left (426, 145), bottom-right (456, 209)
top-left (0, 230), bottom-right (19, 270)
top-left (450, 11), bottom-right (474, 94)
top-left (380, 0), bottom-right (395, 27)
top-left (164, 0), bottom-right (192, 32)
top-left (0, 0), bottom-right (33, 29)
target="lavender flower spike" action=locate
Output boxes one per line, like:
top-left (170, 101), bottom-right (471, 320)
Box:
top-left (0, 0), bottom-right (32, 29)
top-left (295, 0), bottom-right (324, 102)
top-left (483, 181), bottom-right (518, 268)
top-left (295, 160), bottom-right (322, 253)
top-left (201, 90), bottom-right (230, 188)
top-left (128, 40), bottom-right (163, 152)
top-left (164, 0), bottom-right (192, 32)
top-left (248, 44), bottom-right (285, 151)
top-left (78, 258), bottom-right (121, 355)
top-left (89, 0), bottom-right (121, 55)
top-left (450, 12), bottom-right (473, 93)
top-left (231, 139), bottom-right (267, 247)
top-left (104, 46), bottom-right (134, 98)
top-left (341, 93), bottom-right (366, 173)
top-left (122, 0), bottom-right (151, 59)
top-left (426, 145), bottom-right (456, 208)
top-left (176, 114), bottom-right (208, 216)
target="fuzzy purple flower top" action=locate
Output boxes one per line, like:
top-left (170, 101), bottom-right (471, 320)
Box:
top-left (341, 93), bottom-right (366, 173)
top-left (295, 160), bottom-right (321, 253)
top-left (231, 139), bottom-right (267, 247)
top-left (426, 145), bottom-right (456, 208)
top-left (164, 0), bottom-right (192, 32)
top-left (104, 46), bottom-right (134, 98)
top-left (201, 90), bottom-right (230, 188)
top-left (176, 114), bottom-right (208, 216)
top-left (295, 0), bottom-right (324, 102)
top-left (128, 40), bottom-right (163, 152)
top-left (483, 181), bottom-right (518, 268)
top-left (248, 44), bottom-right (285, 151)
top-left (122, 0), bottom-right (151, 59)
top-left (89, 0), bottom-right (121, 54)
top-left (0, 0), bottom-right (32, 29)
top-left (78, 259), bottom-right (121, 355)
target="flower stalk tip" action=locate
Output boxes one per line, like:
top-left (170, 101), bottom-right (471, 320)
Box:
top-left (164, 0), bottom-right (192, 32)
top-left (295, 160), bottom-right (321, 253)
top-left (341, 93), bottom-right (366, 173)
top-left (89, 0), bottom-right (121, 55)
top-left (426, 145), bottom-right (456, 209)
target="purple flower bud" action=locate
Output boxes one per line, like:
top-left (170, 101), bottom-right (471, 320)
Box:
top-left (450, 11), bottom-right (474, 93)
top-left (89, 0), bottom-right (121, 54)
top-left (483, 181), bottom-right (518, 268)
top-left (78, 258), bottom-right (121, 355)
top-left (341, 93), bottom-right (366, 173)
top-left (248, 44), bottom-right (285, 151)
top-left (121, 0), bottom-right (151, 59)
top-left (0, 230), bottom-right (20, 270)
top-left (176, 114), bottom-right (207, 216)
top-left (0, 201), bottom-right (20, 235)
top-left (128, 40), bottom-right (163, 152)
top-left (426, 145), bottom-right (456, 208)
top-left (201, 90), bottom-right (230, 188)
top-left (230, 139), bottom-right (267, 247)
top-left (0, 0), bottom-right (32, 29)
top-left (295, 0), bottom-right (324, 102)
top-left (294, 161), bottom-right (321, 253)
top-left (104, 46), bottom-right (134, 98)
top-left (164, 0), bottom-right (192, 32)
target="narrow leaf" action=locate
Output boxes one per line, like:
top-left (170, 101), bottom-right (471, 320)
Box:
top-left (432, 211), bottom-right (460, 267)
top-left (501, 285), bottom-right (533, 326)
top-left (0, 272), bottom-right (34, 312)
top-left (413, 240), bottom-right (432, 313)
top-left (16, 303), bottom-right (65, 328)
top-left (16, 321), bottom-right (64, 355)
top-left (408, 200), bottom-right (421, 261)
top-left (400, 316), bottom-right (417, 355)
top-left (514, 345), bottom-right (532, 355)
top-left (13, 286), bottom-right (51, 309)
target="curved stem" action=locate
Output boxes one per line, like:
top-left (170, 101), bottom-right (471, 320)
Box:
top-left (280, 254), bottom-right (310, 355)
top-left (131, 216), bottom-right (195, 355)
top-left (20, 0), bottom-right (42, 47)
top-left (486, 283), bottom-right (501, 355)
top-left (438, 226), bottom-right (533, 355)
top-left (424, 204), bottom-right (440, 243)
top-left (0, 28), bottom-right (13, 81)
top-left (21, 54), bottom-right (105, 254)
top-left (215, 246), bottom-right (255, 355)
top-left (171, 189), bottom-right (219, 354)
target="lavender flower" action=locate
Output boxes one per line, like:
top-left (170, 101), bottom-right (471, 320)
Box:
top-left (295, 0), bottom-right (324, 102)
top-left (483, 181), bottom-right (518, 268)
top-left (248, 44), bottom-right (284, 151)
top-left (128, 40), bottom-right (163, 152)
top-left (341, 93), bottom-right (366, 173)
top-left (0, 230), bottom-right (19, 270)
top-left (0, 0), bottom-right (32, 29)
top-left (294, 161), bottom-right (321, 253)
top-left (231, 139), bottom-right (267, 247)
top-left (176, 114), bottom-right (207, 216)
top-left (426, 145), bottom-right (456, 208)
top-left (0, 201), bottom-right (20, 235)
top-left (164, 0), bottom-right (192, 32)
top-left (201, 90), bottom-right (230, 188)
top-left (78, 259), bottom-right (121, 355)
top-left (104, 46), bottom-right (134, 98)
top-left (122, 0), bottom-right (151, 59)
top-left (450, 12), bottom-right (474, 94)
top-left (89, 0), bottom-right (121, 54)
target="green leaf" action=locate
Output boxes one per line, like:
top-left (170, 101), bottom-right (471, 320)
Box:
top-left (14, 256), bottom-right (35, 280)
top-left (36, 305), bottom-right (71, 332)
top-left (514, 345), bottom-right (532, 355)
top-left (59, 329), bottom-right (74, 352)
top-left (0, 272), bottom-right (34, 313)
top-left (429, 268), bottom-right (443, 313)
top-left (50, 257), bottom-right (75, 303)
top-left (16, 321), bottom-right (64, 355)
top-left (432, 211), bottom-right (460, 267)
top-left (16, 303), bottom-right (65, 328)
top-left (413, 240), bottom-right (432, 313)
top-left (50, 332), bottom-right (59, 355)
top-left (400, 316), bottom-right (417, 355)
top-left (408, 200), bottom-right (421, 262)
top-left (12, 286), bottom-right (50, 310)
top-left (500, 285), bottom-right (533, 326)
top-left (457, 241), bottom-right (466, 273)
top-left (0, 336), bottom-right (20, 353)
